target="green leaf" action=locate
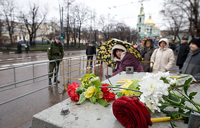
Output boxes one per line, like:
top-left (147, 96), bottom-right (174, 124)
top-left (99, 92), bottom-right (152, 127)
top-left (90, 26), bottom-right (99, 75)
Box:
top-left (128, 80), bottom-right (140, 89)
top-left (177, 75), bottom-right (190, 79)
top-left (89, 96), bottom-right (97, 104)
top-left (117, 92), bottom-right (123, 97)
top-left (181, 97), bottom-right (185, 104)
top-left (180, 111), bottom-right (191, 118)
top-left (169, 93), bottom-right (180, 102)
top-left (78, 93), bottom-right (86, 104)
top-left (81, 73), bottom-right (96, 81)
top-left (184, 78), bottom-right (192, 95)
top-left (97, 99), bottom-right (108, 107)
top-left (189, 92), bottom-right (197, 100)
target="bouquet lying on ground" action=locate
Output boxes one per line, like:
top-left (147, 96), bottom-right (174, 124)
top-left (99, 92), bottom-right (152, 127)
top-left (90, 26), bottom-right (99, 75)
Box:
top-left (66, 72), bottom-right (200, 128)
top-left (66, 73), bottom-right (115, 107)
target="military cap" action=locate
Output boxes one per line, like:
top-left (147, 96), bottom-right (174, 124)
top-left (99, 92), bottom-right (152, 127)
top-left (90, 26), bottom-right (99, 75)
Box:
top-left (182, 37), bottom-right (188, 40)
top-left (55, 36), bottom-right (61, 40)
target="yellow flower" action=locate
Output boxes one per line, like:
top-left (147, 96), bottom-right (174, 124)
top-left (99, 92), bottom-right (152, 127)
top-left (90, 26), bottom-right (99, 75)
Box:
top-left (84, 86), bottom-right (96, 98)
top-left (107, 54), bottom-right (110, 57)
top-left (96, 91), bottom-right (103, 99)
top-left (101, 46), bottom-right (105, 49)
top-left (120, 80), bottom-right (140, 96)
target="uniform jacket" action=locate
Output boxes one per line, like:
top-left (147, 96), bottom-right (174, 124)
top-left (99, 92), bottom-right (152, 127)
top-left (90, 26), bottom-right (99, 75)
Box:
top-left (140, 39), bottom-right (155, 72)
top-left (176, 43), bottom-right (190, 66)
top-left (150, 38), bottom-right (175, 73)
top-left (111, 44), bottom-right (144, 76)
top-left (86, 41), bottom-right (96, 55)
top-left (181, 48), bottom-right (200, 80)
top-left (47, 41), bottom-right (64, 60)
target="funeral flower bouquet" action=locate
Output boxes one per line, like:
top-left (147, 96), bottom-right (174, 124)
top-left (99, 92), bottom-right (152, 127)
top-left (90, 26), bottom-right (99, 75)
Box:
top-left (66, 72), bottom-right (200, 128)
top-left (66, 73), bottom-right (115, 107)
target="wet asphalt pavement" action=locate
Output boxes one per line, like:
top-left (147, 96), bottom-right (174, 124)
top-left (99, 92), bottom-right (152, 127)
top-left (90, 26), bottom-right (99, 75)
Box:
top-left (0, 50), bottom-right (179, 128)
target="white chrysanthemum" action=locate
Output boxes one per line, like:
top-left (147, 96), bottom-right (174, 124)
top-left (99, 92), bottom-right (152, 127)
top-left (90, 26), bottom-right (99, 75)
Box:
top-left (155, 71), bottom-right (170, 79)
top-left (139, 73), bottom-right (170, 113)
top-left (169, 78), bottom-right (178, 86)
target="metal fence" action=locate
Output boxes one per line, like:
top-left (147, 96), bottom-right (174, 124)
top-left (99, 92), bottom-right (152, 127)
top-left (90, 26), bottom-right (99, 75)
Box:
top-left (0, 59), bottom-right (63, 106)
top-left (62, 56), bottom-right (109, 89)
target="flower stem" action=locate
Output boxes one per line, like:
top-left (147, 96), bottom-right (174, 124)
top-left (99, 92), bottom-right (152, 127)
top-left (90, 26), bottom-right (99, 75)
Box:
top-left (169, 92), bottom-right (200, 107)
top-left (174, 88), bottom-right (200, 111)
top-left (164, 96), bottom-right (200, 113)
top-left (107, 86), bottom-right (142, 93)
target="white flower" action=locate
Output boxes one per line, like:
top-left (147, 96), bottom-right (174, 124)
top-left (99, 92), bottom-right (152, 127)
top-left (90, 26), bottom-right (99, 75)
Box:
top-left (155, 71), bottom-right (170, 79)
top-left (169, 78), bottom-right (177, 86)
top-left (139, 72), bottom-right (170, 113)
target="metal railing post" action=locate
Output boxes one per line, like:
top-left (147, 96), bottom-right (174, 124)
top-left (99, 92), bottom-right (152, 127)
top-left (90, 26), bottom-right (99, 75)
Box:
top-left (79, 57), bottom-right (81, 75)
top-left (70, 58), bottom-right (72, 84)
top-left (32, 64), bottom-right (35, 83)
top-left (68, 59), bottom-right (69, 84)
top-left (13, 67), bottom-right (16, 87)
top-left (62, 60), bottom-right (65, 89)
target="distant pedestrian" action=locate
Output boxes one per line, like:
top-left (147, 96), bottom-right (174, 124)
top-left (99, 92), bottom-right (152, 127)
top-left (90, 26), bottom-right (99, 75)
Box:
top-left (86, 40), bottom-right (96, 67)
top-left (25, 42), bottom-right (29, 53)
top-left (181, 37), bottom-right (200, 80)
top-left (140, 39), bottom-right (155, 72)
top-left (176, 37), bottom-right (190, 70)
top-left (17, 42), bottom-right (22, 53)
top-left (47, 36), bottom-right (64, 85)
top-left (150, 38), bottom-right (175, 73)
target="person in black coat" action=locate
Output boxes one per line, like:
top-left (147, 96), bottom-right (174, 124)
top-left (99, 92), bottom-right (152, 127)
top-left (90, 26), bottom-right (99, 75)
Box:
top-left (176, 37), bottom-right (190, 70)
top-left (25, 42), bottom-right (29, 53)
top-left (17, 42), bottom-right (22, 53)
top-left (86, 40), bottom-right (96, 67)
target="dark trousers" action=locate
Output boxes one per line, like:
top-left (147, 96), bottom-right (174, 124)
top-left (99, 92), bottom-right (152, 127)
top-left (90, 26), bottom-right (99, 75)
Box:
top-left (178, 64), bottom-right (183, 70)
top-left (87, 55), bottom-right (93, 67)
top-left (48, 61), bottom-right (60, 78)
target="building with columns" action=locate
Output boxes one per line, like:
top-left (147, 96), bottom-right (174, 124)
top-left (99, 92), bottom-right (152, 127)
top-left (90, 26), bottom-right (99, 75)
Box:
top-left (136, 4), bottom-right (160, 38)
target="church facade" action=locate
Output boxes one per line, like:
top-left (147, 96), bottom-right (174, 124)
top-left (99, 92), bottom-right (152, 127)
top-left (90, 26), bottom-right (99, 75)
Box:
top-left (136, 4), bottom-right (160, 38)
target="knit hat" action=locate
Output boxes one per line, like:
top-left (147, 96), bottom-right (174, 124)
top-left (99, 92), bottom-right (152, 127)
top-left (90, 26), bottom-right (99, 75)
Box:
top-left (189, 38), bottom-right (200, 48)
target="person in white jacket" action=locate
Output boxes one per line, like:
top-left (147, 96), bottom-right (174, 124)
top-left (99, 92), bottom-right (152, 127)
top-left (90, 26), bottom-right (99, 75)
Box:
top-left (150, 38), bottom-right (175, 73)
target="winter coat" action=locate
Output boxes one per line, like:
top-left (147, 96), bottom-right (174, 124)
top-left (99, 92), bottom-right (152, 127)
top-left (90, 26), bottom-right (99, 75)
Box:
top-left (150, 38), bottom-right (175, 73)
top-left (140, 39), bottom-right (155, 72)
top-left (47, 41), bottom-right (64, 60)
top-left (176, 43), bottom-right (190, 66)
top-left (111, 44), bottom-right (144, 76)
top-left (181, 48), bottom-right (200, 80)
top-left (86, 41), bottom-right (96, 55)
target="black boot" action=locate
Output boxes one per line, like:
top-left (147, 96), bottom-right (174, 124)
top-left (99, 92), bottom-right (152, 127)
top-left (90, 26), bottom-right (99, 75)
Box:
top-left (49, 78), bottom-right (52, 85)
top-left (54, 77), bottom-right (60, 83)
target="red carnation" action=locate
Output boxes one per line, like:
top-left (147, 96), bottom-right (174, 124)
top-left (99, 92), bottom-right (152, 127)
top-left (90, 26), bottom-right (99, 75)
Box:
top-left (66, 82), bottom-right (80, 101)
top-left (101, 83), bottom-right (115, 102)
top-left (112, 96), bottom-right (152, 128)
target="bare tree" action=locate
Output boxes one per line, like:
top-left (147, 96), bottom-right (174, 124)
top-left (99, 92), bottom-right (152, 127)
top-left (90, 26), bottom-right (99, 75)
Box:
top-left (74, 3), bottom-right (89, 48)
top-left (160, 5), bottom-right (186, 42)
top-left (162, 0), bottom-right (200, 37)
top-left (20, 3), bottom-right (48, 47)
top-left (0, 0), bottom-right (17, 44)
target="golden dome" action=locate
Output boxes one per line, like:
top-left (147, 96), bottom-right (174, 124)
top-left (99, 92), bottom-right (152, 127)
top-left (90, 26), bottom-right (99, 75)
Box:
top-left (145, 14), bottom-right (155, 24)
top-left (145, 19), bottom-right (155, 24)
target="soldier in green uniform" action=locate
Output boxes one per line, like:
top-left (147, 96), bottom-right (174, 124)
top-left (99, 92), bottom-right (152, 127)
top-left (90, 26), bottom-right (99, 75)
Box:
top-left (47, 36), bottom-right (64, 85)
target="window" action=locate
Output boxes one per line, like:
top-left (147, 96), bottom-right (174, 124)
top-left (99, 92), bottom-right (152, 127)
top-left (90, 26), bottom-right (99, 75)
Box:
top-left (139, 18), bottom-right (141, 23)
top-left (139, 27), bottom-right (141, 32)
